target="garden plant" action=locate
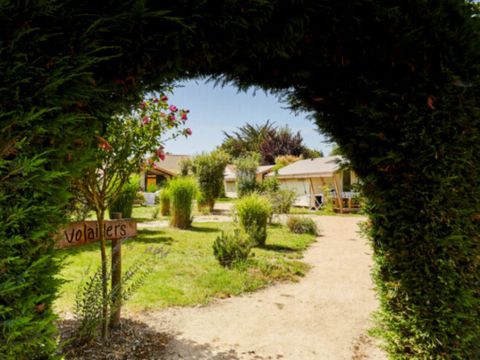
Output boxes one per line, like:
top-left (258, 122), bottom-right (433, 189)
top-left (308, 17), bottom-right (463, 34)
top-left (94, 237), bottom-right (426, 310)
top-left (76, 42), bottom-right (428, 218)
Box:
top-left (169, 177), bottom-right (198, 229)
top-left (236, 194), bottom-right (272, 247)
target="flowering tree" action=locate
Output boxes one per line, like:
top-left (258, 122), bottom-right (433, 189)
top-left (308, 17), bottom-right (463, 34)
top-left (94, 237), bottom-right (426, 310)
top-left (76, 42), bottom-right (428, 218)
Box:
top-left (74, 93), bottom-right (191, 338)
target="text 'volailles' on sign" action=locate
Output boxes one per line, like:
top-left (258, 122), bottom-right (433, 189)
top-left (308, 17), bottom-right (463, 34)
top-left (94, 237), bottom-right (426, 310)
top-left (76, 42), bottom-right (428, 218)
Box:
top-left (56, 220), bottom-right (137, 249)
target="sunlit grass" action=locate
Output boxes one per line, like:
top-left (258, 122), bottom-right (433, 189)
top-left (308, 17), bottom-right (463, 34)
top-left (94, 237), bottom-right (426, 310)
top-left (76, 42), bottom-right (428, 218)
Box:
top-left (55, 222), bottom-right (315, 312)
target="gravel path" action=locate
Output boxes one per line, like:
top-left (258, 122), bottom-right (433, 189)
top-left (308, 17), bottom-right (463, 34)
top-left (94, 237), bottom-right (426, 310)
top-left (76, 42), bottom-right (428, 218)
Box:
top-left (137, 216), bottom-right (386, 360)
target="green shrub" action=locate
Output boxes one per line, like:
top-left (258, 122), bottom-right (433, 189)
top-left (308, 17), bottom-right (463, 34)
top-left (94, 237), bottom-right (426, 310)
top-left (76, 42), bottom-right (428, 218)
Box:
top-left (234, 154), bottom-right (259, 197)
top-left (196, 191), bottom-right (207, 210)
top-left (192, 150), bottom-right (230, 212)
top-left (258, 177), bottom-right (280, 193)
top-left (235, 194), bottom-right (272, 246)
top-left (69, 249), bottom-right (162, 346)
top-left (213, 229), bottom-right (252, 267)
top-left (159, 187), bottom-right (171, 216)
top-left (108, 180), bottom-right (137, 219)
top-left (321, 185), bottom-right (335, 213)
top-left (169, 177), bottom-right (197, 229)
top-left (286, 216), bottom-right (318, 235)
top-left (267, 188), bottom-right (296, 218)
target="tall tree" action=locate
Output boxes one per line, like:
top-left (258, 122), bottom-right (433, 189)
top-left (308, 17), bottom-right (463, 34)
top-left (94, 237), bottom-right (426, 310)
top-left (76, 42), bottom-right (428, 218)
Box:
top-left (222, 122), bottom-right (322, 164)
top-left (221, 121), bottom-right (276, 158)
top-left (260, 126), bottom-right (305, 164)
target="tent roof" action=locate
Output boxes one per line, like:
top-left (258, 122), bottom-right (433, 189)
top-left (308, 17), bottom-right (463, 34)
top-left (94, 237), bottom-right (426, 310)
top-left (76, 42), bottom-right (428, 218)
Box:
top-left (224, 164), bottom-right (275, 180)
top-left (266, 156), bottom-right (344, 179)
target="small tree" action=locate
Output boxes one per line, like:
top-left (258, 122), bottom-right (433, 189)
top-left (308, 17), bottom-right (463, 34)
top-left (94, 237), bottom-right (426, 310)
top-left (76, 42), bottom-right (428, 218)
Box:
top-left (74, 94), bottom-right (190, 339)
top-left (192, 150), bottom-right (230, 212)
top-left (234, 154), bottom-right (259, 197)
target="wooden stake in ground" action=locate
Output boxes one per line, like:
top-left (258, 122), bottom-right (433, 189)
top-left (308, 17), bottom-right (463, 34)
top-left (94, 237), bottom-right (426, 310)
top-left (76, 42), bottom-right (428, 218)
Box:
top-left (110, 212), bottom-right (122, 328)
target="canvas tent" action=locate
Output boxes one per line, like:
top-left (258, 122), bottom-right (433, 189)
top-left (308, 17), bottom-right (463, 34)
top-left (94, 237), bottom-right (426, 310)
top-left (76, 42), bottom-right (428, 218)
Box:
top-left (265, 155), bottom-right (358, 211)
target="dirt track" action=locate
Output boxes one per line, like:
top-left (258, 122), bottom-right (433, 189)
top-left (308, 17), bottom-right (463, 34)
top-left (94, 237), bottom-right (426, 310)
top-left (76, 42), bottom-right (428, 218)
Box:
top-left (137, 216), bottom-right (386, 360)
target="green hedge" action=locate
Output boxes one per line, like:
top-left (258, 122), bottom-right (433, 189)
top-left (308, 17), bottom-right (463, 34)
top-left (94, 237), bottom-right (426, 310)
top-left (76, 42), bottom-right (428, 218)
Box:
top-left (1, 1), bottom-right (480, 358)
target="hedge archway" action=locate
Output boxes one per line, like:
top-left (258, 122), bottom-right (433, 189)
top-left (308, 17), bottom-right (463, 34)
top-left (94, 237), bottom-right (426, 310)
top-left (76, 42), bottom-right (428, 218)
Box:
top-left (1, 1), bottom-right (479, 358)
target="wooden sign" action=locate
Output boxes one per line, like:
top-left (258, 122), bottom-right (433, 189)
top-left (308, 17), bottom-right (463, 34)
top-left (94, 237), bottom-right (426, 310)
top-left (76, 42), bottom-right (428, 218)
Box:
top-left (56, 220), bottom-right (137, 249)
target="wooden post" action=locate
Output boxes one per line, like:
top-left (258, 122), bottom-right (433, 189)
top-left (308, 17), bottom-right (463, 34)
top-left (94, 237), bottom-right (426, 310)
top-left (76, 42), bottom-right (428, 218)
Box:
top-left (309, 177), bottom-right (316, 209)
top-left (332, 173), bottom-right (343, 214)
top-left (110, 212), bottom-right (122, 328)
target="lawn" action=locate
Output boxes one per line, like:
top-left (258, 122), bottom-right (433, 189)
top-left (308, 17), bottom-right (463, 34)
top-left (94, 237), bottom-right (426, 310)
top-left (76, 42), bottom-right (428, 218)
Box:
top-left (55, 221), bottom-right (315, 313)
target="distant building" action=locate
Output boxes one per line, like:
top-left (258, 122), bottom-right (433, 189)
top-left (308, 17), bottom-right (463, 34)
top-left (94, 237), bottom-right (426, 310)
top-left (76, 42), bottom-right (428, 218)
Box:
top-left (140, 154), bottom-right (190, 191)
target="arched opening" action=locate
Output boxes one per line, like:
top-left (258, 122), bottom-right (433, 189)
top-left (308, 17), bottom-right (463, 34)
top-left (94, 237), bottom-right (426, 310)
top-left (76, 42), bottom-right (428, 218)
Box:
top-left (1, 1), bottom-right (479, 358)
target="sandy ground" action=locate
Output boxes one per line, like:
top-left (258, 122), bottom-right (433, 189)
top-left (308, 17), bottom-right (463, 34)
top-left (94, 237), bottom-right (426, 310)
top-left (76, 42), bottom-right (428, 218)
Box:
top-left (136, 216), bottom-right (386, 360)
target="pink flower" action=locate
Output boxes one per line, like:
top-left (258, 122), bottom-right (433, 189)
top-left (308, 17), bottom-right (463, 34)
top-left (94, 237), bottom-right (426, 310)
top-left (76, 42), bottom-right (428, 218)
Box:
top-left (142, 116), bottom-right (150, 124)
top-left (153, 162), bottom-right (159, 169)
top-left (184, 128), bottom-right (192, 136)
top-left (181, 113), bottom-right (188, 121)
top-left (169, 105), bottom-right (178, 112)
top-left (139, 101), bottom-right (147, 109)
top-left (159, 152), bottom-right (166, 161)
top-left (168, 114), bottom-right (176, 123)
top-left (153, 98), bottom-right (159, 103)
top-left (161, 95), bottom-right (168, 102)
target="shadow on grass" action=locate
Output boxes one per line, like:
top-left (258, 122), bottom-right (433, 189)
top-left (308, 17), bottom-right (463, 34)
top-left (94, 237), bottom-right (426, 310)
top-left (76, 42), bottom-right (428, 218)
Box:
top-left (132, 217), bottom-right (157, 223)
top-left (260, 244), bottom-right (298, 253)
top-left (188, 225), bottom-right (220, 233)
top-left (58, 318), bottom-right (243, 359)
top-left (134, 228), bottom-right (174, 245)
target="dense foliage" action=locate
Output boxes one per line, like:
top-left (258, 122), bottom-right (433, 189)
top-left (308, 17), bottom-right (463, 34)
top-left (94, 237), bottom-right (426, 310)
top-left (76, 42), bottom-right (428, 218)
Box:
top-left (1, 1), bottom-right (479, 358)
top-left (192, 150), bottom-right (230, 212)
top-left (221, 122), bottom-right (321, 164)
top-left (213, 230), bottom-right (252, 267)
top-left (235, 194), bottom-right (272, 247)
top-left (168, 177), bottom-right (197, 229)
top-left (266, 189), bottom-right (297, 220)
top-left (234, 154), bottom-right (260, 198)
top-left (108, 179), bottom-right (138, 219)
top-left (159, 187), bottom-right (171, 216)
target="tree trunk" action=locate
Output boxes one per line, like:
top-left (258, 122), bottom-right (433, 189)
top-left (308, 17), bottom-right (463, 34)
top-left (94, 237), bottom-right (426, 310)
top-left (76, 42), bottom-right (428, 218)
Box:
top-left (208, 198), bottom-right (215, 213)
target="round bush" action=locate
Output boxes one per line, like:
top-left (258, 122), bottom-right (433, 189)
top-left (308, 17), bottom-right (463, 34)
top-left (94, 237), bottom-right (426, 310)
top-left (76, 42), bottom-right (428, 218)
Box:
top-left (213, 229), bottom-right (252, 267)
top-left (235, 193), bottom-right (272, 246)
top-left (286, 216), bottom-right (318, 235)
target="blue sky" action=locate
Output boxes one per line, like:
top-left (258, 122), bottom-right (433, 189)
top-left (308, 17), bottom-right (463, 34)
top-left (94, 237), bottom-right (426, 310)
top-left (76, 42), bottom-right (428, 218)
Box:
top-left (163, 79), bottom-right (334, 156)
